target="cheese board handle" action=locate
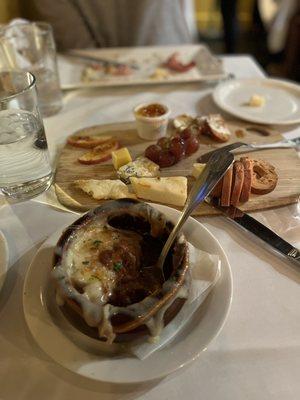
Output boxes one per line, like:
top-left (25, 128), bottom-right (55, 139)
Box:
top-left (156, 150), bottom-right (234, 277)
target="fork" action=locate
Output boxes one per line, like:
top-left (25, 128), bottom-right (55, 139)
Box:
top-left (197, 137), bottom-right (300, 163)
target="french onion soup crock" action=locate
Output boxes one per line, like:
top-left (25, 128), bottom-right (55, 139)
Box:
top-left (52, 199), bottom-right (190, 343)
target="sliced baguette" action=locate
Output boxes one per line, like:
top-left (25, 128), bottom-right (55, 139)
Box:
top-left (240, 157), bottom-right (253, 202)
top-left (78, 140), bottom-right (119, 165)
top-left (230, 161), bottom-right (244, 206)
top-left (67, 135), bottom-right (113, 149)
top-left (221, 166), bottom-right (233, 206)
top-left (202, 114), bottom-right (231, 142)
top-left (251, 159), bottom-right (278, 194)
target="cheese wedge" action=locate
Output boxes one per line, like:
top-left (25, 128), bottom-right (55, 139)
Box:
top-left (130, 176), bottom-right (187, 207)
top-left (112, 147), bottom-right (132, 170)
top-left (248, 94), bottom-right (266, 107)
top-left (192, 163), bottom-right (206, 179)
top-left (150, 68), bottom-right (170, 80)
top-left (118, 156), bottom-right (160, 183)
top-left (75, 179), bottom-right (136, 200)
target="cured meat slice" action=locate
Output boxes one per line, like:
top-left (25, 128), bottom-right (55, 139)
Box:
top-left (164, 52), bottom-right (196, 72)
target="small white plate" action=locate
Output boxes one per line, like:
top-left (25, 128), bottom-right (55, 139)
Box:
top-left (213, 78), bottom-right (300, 125)
top-left (23, 204), bottom-right (232, 383)
top-left (0, 230), bottom-right (8, 292)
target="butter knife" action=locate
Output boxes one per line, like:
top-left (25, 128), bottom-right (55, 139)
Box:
top-left (63, 52), bottom-right (139, 70)
top-left (208, 198), bottom-right (300, 267)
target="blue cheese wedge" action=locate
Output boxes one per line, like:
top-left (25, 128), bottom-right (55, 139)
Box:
top-left (117, 156), bottom-right (160, 183)
top-left (130, 176), bottom-right (187, 207)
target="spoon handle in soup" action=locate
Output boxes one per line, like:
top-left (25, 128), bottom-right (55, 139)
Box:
top-left (156, 150), bottom-right (234, 274)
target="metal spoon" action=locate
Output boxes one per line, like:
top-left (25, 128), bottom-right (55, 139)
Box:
top-left (156, 150), bottom-right (234, 277)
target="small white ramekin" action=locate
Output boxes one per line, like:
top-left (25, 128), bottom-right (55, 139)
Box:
top-left (133, 103), bottom-right (171, 140)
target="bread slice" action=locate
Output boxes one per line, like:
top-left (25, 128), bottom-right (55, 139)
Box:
top-left (75, 179), bottom-right (136, 200)
top-left (221, 166), bottom-right (233, 206)
top-left (130, 176), bottom-right (187, 207)
top-left (240, 157), bottom-right (253, 202)
top-left (251, 159), bottom-right (278, 194)
top-left (202, 114), bottom-right (231, 142)
top-left (230, 161), bottom-right (244, 206)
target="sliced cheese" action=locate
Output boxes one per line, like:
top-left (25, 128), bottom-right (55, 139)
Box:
top-left (150, 68), bottom-right (170, 80)
top-left (130, 176), bottom-right (187, 207)
top-left (75, 179), bottom-right (136, 200)
top-left (82, 66), bottom-right (103, 82)
top-left (112, 147), bottom-right (132, 170)
top-left (117, 156), bottom-right (160, 183)
top-left (192, 163), bottom-right (206, 179)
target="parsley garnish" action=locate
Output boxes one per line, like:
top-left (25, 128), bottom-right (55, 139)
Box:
top-left (113, 261), bottom-right (123, 272)
top-left (92, 240), bottom-right (102, 246)
top-left (82, 261), bottom-right (89, 265)
top-left (89, 274), bottom-right (99, 282)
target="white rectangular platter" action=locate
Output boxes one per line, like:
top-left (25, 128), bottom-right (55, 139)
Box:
top-left (58, 44), bottom-right (225, 90)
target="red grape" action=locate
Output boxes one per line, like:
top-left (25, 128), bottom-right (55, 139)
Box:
top-left (185, 136), bottom-right (199, 155)
top-left (170, 134), bottom-right (183, 143)
top-left (169, 137), bottom-right (185, 161)
top-left (158, 151), bottom-right (176, 167)
top-left (197, 124), bottom-right (205, 136)
top-left (145, 144), bottom-right (161, 163)
top-left (180, 128), bottom-right (192, 140)
top-left (157, 137), bottom-right (170, 150)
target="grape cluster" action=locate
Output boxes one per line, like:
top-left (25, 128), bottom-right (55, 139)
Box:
top-left (145, 128), bottom-right (199, 168)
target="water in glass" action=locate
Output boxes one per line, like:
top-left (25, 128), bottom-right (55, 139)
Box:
top-left (31, 66), bottom-right (62, 117)
top-left (0, 109), bottom-right (53, 199)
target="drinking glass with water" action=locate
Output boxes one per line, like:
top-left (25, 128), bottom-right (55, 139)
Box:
top-left (0, 22), bottom-right (62, 117)
top-left (0, 70), bottom-right (53, 200)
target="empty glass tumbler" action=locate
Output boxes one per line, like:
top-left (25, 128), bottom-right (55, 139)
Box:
top-left (0, 22), bottom-right (62, 117)
top-left (0, 70), bottom-right (53, 200)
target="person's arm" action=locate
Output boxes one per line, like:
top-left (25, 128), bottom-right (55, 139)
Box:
top-left (24, 0), bottom-right (97, 50)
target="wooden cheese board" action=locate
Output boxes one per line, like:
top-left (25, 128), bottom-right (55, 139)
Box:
top-left (54, 120), bottom-right (300, 215)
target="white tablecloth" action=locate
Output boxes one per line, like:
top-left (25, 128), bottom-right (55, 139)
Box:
top-left (0, 55), bottom-right (299, 400)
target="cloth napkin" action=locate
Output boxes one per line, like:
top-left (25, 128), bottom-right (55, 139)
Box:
top-left (130, 243), bottom-right (221, 360)
top-left (1, 19), bottom-right (34, 69)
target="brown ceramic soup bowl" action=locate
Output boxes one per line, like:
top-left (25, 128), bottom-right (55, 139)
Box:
top-left (52, 199), bottom-right (189, 343)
